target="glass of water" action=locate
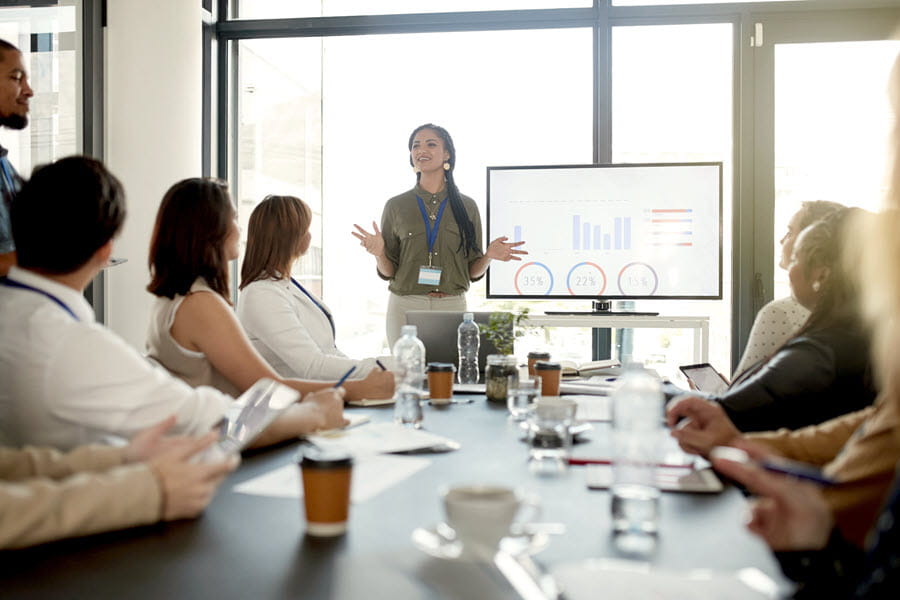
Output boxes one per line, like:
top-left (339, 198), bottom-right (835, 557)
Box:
top-left (527, 397), bottom-right (577, 476)
top-left (506, 376), bottom-right (541, 421)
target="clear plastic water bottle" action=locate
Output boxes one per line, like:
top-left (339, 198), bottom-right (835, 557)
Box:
top-left (392, 325), bottom-right (426, 428)
top-left (610, 363), bottom-right (663, 539)
top-left (457, 312), bottom-right (480, 384)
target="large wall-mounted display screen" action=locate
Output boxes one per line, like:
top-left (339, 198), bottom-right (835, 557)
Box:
top-left (486, 163), bottom-right (723, 300)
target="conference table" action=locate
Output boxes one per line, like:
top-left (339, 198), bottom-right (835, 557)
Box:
top-left (1, 397), bottom-right (790, 599)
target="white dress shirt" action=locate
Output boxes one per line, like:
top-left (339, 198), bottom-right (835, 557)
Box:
top-left (237, 278), bottom-right (378, 381)
top-left (0, 267), bottom-right (232, 450)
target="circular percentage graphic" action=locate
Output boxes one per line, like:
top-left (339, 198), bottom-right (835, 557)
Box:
top-left (617, 262), bottom-right (659, 295)
top-left (566, 262), bottom-right (607, 296)
top-left (514, 261), bottom-right (554, 296)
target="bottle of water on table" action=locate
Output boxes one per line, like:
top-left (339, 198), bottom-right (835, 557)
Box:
top-left (392, 325), bottom-right (426, 428)
top-left (457, 312), bottom-right (480, 385)
top-left (610, 363), bottom-right (663, 539)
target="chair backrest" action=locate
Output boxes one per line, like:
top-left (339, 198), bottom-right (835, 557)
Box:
top-left (404, 310), bottom-right (510, 378)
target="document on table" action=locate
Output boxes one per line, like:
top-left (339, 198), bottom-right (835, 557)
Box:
top-left (559, 377), bottom-right (616, 397)
top-left (307, 422), bottom-right (459, 455)
top-left (552, 560), bottom-right (779, 599)
top-left (569, 395), bottom-right (612, 422)
top-left (233, 453), bottom-right (430, 503)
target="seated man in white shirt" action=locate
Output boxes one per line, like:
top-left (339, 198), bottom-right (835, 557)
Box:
top-left (0, 156), bottom-right (345, 450)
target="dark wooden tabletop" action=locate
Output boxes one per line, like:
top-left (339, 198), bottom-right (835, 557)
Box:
top-left (0, 397), bottom-right (788, 599)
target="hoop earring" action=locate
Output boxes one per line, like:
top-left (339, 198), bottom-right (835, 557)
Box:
top-left (443, 162), bottom-right (450, 171)
top-left (812, 281), bottom-right (821, 293)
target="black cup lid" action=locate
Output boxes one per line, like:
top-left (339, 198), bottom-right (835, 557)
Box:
top-left (298, 446), bottom-right (353, 468)
top-left (427, 362), bottom-right (456, 372)
top-left (534, 361), bottom-right (561, 371)
top-left (528, 351), bottom-right (551, 359)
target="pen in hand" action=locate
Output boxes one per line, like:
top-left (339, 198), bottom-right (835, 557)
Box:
top-left (375, 359), bottom-right (387, 371)
top-left (334, 366), bottom-right (356, 388)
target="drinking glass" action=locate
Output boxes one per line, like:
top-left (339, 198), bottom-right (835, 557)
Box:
top-left (506, 376), bottom-right (541, 421)
top-left (527, 397), bottom-right (577, 476)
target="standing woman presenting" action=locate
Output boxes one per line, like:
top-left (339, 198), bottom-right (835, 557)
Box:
top-left (353, 123), bottom-right (526, 347)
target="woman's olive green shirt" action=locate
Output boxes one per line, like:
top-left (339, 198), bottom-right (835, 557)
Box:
top-left (378, 183), bottom-right (484, 296)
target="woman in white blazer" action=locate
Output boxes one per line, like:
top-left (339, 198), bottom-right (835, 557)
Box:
top-left (238, 195), bottom-right (385, 381)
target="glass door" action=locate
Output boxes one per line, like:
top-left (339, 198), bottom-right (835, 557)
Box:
top-left (751, 9), bottom-right (900, 315)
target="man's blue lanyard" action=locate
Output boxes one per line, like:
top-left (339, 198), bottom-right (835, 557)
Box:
top-left (290, 277), bottom-right (335, 337)
top-left (416, 195), bottom-right (448, 267)
top-left (0, 157), bottom-right (16, 195)
top-left (1, 278), bottom-right (80, 321)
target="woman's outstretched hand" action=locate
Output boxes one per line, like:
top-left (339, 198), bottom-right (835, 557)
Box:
top-left (485, 236), bottom-right (527, 262)
top-left (352, 222), bottom-right (384, 258)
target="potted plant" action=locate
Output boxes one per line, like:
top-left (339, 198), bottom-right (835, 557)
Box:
top-left (483, 308), bottom-right (530, 402)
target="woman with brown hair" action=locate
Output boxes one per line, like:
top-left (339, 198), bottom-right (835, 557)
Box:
top-left (238, 195), bottom-right (386, 381)
top-left (146, 178), bottom-right (393, 410)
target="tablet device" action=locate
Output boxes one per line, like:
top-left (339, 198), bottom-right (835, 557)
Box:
top-left (679, 363), bottom-right (730, 395)
top-left (217, 378), bottom-right (300, 452)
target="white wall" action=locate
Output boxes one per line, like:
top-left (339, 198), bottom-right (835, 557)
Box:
top-left (104, 0), bottom-right (202, 349)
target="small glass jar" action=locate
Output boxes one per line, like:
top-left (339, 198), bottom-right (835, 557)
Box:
top-left (485, 354), bottom-right (518, 402)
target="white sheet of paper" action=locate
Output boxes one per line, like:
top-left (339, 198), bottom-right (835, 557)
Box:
top-left (569, 395), bottom-right (612, 422)
top-left (232, 453), bottom-right (431, 503)
top-left (552, 560), bottom-right (778, 600)
top-left (307, 422), bottom-right (458, 456)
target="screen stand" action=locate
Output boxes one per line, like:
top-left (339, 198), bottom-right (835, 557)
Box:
top-left (544, 300), bottom-right (659, 316)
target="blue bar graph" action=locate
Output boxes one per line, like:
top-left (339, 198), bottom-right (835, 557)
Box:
top-left (514, 225), bottom-right (522, 242)
top-left (572, 215), bottom-right (580, 250)
top-left (571, 214), bottom-right (632, 251)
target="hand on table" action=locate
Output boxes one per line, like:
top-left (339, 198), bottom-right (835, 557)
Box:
top-left (666, 395), bottom-right (741, 457)
top-left (343, 367), bottom-right (394, 400)
top-left (485, 236), bottom-right (527, 262)
top-left (711, 440), bottom-right (833, 551)
top-left (352, 222), bottom-right (384, 258)
top-left (125, 415), bottom-right (208, 463)
top-left (148, 431), bottom-right (238, 521)
top-left (303, 386), bottom-right (349, 430)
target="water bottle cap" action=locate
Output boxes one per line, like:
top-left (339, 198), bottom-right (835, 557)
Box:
top-left (400, 325), bottom-right (418, 337)
top-left (463, 312), bottom-right (474, 321)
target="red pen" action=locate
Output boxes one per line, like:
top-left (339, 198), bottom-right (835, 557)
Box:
top-left (567, 457), bottom-right (694, 469)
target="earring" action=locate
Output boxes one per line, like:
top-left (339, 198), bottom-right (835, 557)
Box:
top-left (443, 162), bottom-right (450, 171)
top-left (812, 281), bottom-right (821, 293)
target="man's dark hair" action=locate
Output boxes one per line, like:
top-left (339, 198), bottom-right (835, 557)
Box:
top-left (0, 39), bottom-right (19, 54)
top-left (11, 156), bottom-right (126, 273)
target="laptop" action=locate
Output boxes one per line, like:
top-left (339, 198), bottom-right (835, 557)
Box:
top-left (404, 310), bottom-right (507, 384)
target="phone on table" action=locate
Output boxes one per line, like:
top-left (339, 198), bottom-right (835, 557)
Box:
top-left (710, 446), bottom-right (835, 486)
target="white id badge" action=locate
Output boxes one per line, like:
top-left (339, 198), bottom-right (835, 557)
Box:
top-left (418, 266), bottom-right (442, 286)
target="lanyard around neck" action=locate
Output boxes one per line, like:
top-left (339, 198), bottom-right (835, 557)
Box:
top-left (416, 195), bottom-right (448, 256)
top-left (290, 278), bottom-right (335, 337)
top-left (0, 157), bottom-right (14, 193)
top-left (1, 278), bottom-right (80, 321)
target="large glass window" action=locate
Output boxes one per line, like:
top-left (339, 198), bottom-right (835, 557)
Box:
top-left (236, 28), bottom-right (593, 355)
top-left (235, 1), bottom-right (590, 19)
top-left (612, 23), bottom-right (733, 379)
top-left (0, 3), bottom-right (78, 178)
top-left (772, 40), bottom-right (900, 299)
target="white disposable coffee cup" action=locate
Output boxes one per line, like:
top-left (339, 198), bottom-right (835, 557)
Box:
top-left (442, 484), bottom-right (540, 558)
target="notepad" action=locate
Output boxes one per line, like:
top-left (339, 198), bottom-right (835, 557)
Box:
top-left (585, 464), bottom-right (723, 493)
top-left (347, 397), bottom-right (396, 407)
